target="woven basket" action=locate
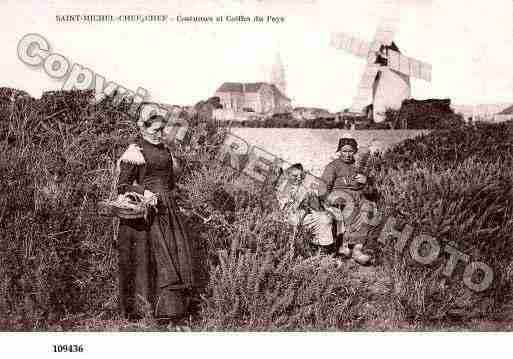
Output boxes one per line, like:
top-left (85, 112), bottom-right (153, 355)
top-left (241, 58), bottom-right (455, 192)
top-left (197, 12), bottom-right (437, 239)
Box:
top-left (100, 192), bottom-right (153, 220)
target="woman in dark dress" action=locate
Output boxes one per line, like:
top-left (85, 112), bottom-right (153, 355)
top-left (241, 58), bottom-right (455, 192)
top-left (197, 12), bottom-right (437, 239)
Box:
top-left (115, 115), bottom-right (194, 321)
top-left (318, 135), bottom-right (377, 264)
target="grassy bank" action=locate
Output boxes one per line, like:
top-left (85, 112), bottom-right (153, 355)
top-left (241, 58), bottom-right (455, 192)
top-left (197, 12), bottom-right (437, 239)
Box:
top-left (1, 89), bottom-right (512, 330)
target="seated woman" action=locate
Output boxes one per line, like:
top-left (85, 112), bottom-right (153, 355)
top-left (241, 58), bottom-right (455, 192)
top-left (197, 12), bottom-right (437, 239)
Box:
top-left (318, 134), bottom-right (379, 265)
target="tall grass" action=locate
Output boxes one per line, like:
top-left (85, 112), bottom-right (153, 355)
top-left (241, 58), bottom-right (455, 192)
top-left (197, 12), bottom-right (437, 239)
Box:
top-left (369, 123), bottom-right (513, 326)
top-left (0, 91), bottom-right (135, 329)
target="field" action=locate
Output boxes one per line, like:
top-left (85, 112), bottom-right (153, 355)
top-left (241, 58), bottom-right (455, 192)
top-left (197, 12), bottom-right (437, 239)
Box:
top-left (1, 90), bottom-right (512, 331)
top-left (232, 128), bottom-right (428, 175)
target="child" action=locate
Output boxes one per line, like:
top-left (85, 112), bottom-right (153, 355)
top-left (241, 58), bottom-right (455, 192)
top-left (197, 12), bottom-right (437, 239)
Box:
top-left (275, 163), bottom-right (335, 254)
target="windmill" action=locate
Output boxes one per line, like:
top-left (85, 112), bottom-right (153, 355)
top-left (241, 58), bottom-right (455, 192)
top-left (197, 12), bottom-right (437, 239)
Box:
top-left (330, 14), bottom-right (432, 122)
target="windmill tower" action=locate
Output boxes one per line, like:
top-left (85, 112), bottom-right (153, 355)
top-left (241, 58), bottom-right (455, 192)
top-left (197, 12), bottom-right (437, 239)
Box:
top-left (270, 52), bottom-right (287, 95)
top-left (330, 4), bottom-right (432, 122)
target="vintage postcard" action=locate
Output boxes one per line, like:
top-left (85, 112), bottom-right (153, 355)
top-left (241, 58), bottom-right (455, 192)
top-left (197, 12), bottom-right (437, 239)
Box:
top-left (1, 0), bottom-right (512, 356)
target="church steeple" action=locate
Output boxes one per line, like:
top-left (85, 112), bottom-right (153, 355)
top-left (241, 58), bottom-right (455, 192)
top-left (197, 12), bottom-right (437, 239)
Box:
top-left (270, 52), bottom-right (287, 95)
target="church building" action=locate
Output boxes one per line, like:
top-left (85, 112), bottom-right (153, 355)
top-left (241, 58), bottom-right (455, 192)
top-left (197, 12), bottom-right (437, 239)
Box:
top-left (214, 82), bottom-right (291, 114)
top-left (213, 53), bottom-right (291, 115)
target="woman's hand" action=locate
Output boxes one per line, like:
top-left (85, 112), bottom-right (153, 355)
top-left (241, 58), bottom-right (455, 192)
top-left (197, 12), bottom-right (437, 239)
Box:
top-left (354, 174), bottom-right (367, 184)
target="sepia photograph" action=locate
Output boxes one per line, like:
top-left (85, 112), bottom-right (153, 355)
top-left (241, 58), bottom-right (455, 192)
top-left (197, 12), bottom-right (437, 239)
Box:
top-left (0, 0), bottom-right (512, 356)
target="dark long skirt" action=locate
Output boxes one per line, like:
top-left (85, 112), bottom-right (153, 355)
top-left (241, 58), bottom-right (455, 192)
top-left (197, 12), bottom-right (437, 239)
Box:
top-left (117, 195), bottom-right (194, 320)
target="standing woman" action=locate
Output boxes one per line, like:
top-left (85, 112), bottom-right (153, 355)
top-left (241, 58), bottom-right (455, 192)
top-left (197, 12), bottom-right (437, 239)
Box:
top-left (115, 114), bottom-right (194, 321)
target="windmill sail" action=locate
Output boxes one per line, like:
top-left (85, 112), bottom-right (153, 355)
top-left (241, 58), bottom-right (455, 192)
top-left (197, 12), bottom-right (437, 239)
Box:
top-left (387, 50), bottom-right (432, 82)
top-left (330, 32), bottom-right (370, 59)
top-left (419, 62), bottom-right (432, 82)
top-left (350, 64), bottom-right (380, 113)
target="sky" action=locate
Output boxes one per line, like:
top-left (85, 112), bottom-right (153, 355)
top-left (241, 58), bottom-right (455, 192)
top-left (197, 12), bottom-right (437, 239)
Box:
top-left (1, 0), bottom-right (512, 112)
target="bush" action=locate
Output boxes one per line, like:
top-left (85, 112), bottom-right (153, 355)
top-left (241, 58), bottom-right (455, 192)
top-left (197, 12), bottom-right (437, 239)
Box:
top-left (383, 100), bottom-right (465, 130)
top-left (373, 121), bottom-right (513, 171)
top-left (368, 122), bottom-right (513, 326)
top-left (200, 245), bottom-right (364, 330)
top-left (0, 89), bottom-right (142, 329)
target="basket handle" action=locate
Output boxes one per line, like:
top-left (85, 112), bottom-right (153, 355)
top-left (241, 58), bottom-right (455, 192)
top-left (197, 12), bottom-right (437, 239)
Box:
top-left (125, 191), bottom-right (146, 203)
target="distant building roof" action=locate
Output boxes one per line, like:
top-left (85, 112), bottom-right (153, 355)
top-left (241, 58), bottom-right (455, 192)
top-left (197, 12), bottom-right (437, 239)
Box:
top-left (499, 104), bottom-right (513, 115)
top-left (216, 82), bottom-right (290, 100)
top-left (216, 82), bottom-right (243, 92)
top-left (245, 82), bottom-right (265, 92)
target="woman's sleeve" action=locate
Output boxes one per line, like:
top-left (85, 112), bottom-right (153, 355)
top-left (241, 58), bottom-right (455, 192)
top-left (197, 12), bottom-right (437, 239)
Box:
top-left (116, 144), bottom-right (145, 195)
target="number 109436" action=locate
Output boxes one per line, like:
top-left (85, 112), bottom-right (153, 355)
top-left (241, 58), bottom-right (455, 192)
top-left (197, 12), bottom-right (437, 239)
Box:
top-left (52, 345), bottom-right (84, 353)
